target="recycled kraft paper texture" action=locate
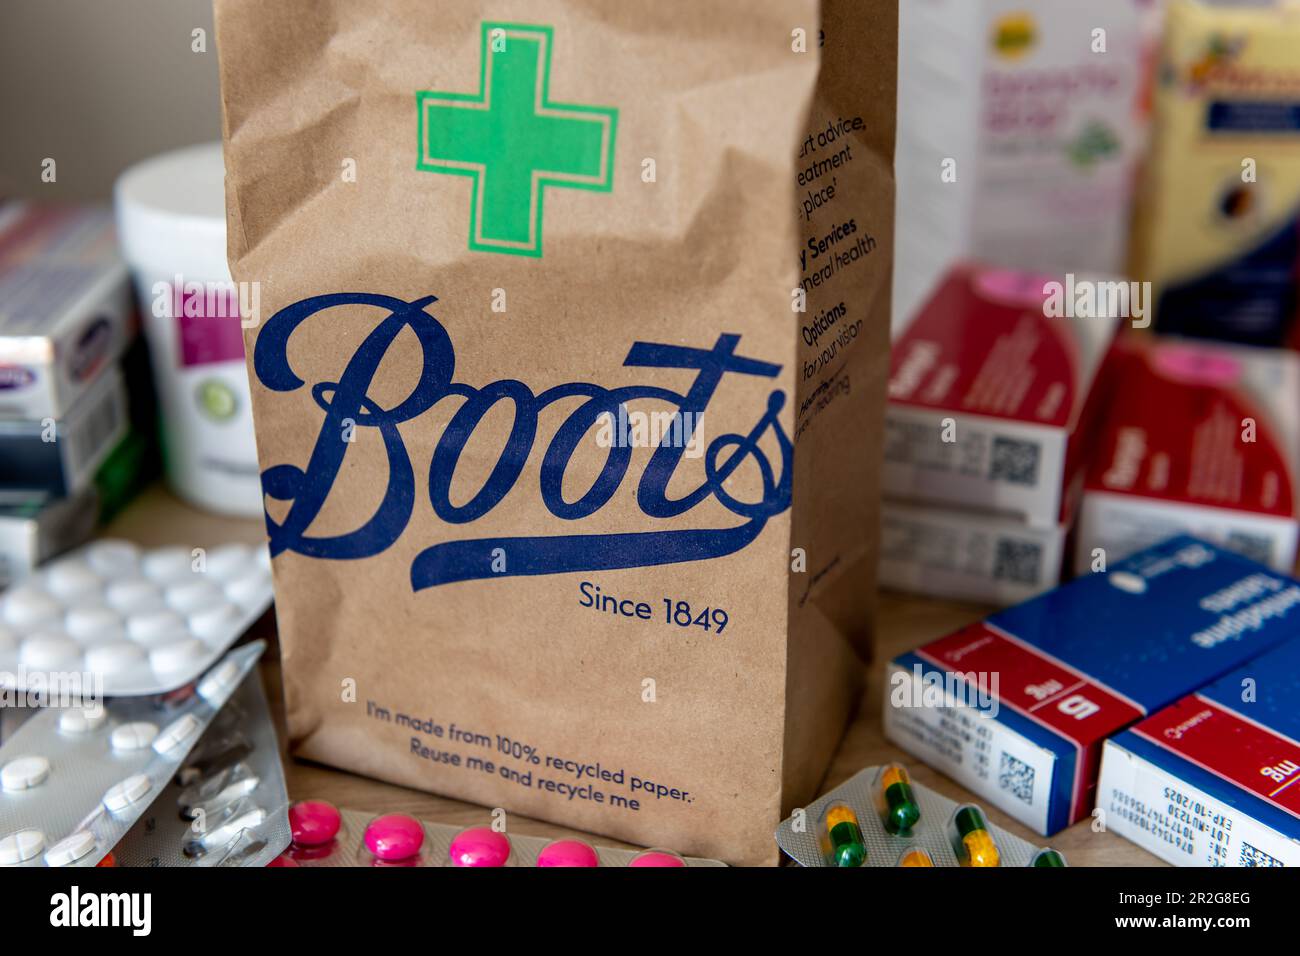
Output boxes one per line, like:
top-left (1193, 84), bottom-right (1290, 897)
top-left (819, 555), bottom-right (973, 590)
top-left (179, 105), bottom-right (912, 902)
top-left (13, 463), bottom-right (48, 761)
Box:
top-left (215, 0), bottom-right (896, 865)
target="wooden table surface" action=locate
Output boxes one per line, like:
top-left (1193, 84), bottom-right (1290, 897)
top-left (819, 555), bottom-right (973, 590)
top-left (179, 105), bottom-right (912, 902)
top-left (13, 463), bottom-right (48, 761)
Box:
top-left (107, 484), bottom-right (1161, 866)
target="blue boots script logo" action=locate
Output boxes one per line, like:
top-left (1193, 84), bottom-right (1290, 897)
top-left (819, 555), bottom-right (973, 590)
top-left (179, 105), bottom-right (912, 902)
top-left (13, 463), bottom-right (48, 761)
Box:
top-left (253, 293), bottom-right (792, 590)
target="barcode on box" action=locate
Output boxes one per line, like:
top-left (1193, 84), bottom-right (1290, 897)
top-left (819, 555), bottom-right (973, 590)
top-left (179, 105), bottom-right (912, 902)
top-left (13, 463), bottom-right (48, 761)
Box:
top-left (989, 436), bottom-right (1040, 486)
top-left (993, 538), bottom-right (1043, 585)
top-left (64, 377), bottom-right (126, 488)
top-left (1240, 841), bottom-right (1284, 868)
top-left (999, 751), bottom-right (1035, 805)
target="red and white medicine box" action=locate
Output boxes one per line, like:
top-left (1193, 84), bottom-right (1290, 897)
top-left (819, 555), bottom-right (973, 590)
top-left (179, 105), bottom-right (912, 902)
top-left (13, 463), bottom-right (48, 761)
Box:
top-left (884, 265), bottom-right (1120, 528)
top-left (1077, 336), bottom-right (1300, 573)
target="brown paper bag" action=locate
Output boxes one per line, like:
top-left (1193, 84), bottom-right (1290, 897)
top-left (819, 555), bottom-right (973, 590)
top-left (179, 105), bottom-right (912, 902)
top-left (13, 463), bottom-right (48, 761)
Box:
top-left (214, 0), bottom-right (896, 865)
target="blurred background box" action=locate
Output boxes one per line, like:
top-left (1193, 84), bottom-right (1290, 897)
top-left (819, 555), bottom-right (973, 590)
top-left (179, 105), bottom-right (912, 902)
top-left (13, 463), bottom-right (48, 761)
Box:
top-left (1078, 334), bottom-right (1300, 572)
top-left (884, 265), bottom-right (1120, 529)
top-left (0, 204), bottom-right (134, 421)
top-left (0, 490), bottom-right (98, 589)
top-left (0, 367), bottom-right (127, 500)
top-left (1137, 0), bottom-right (1300, 347)
top-left (880, 499), bottom-right (1068, 604)
top-left (893, 0), bottom-right (1159, 332)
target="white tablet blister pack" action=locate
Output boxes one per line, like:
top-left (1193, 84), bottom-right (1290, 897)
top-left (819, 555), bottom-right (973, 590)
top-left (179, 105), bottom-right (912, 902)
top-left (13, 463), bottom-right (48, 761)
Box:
top-left (113, 663), bottom-right (290, 867)
top-left (0, 641), bottom-right (264, 867)
top-left (775, 764), bottom-right (1060, 868)
top-left (0, 538), bottom-right (273, 696)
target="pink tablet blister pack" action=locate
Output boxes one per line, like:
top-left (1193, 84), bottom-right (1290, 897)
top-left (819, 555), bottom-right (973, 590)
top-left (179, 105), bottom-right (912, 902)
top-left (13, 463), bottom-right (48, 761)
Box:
top-left (0, 641), bottom-right (264, 867)
top-left (277, 802), bottom-right (726, 868)
top-left (0, 538), bottom-right (273, 695)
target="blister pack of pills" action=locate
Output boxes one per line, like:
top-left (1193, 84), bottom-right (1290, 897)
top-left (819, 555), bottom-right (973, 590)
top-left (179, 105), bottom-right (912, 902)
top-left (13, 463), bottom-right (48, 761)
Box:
top-left (775, 764), bottom-right (1064, 868)
top-left (279, 802), bottom-right (727, 868)
top-left (0, 538), bottom-right (274, 695)
top-left (0, 641), bottom-right (264, 867)
top-left (112, 664), bottom-right (290, 867)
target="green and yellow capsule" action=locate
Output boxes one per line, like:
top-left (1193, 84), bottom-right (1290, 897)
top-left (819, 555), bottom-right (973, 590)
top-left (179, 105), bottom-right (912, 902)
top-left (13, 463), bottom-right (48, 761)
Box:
top-left (897, 847), bottom-right (934, 867)
top-left (821, 803), bottom-right (867, 867)
top-left (951, 804), bottom-right (1000, 868)
top-left (875, 763), bottom-right (921, 837)
top-left (1031, 847), bottom-right (1067, 868)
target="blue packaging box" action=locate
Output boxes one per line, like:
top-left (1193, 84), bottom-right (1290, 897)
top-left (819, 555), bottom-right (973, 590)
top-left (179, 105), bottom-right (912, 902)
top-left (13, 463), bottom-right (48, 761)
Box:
top-left (884, 535), bottom-right (1300, 835)
top-left (1099, 638), bottom-right (1300, 866)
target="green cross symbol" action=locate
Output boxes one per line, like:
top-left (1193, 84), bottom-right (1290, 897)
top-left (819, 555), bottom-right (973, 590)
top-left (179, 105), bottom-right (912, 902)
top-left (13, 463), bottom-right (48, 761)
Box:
top-left (417, 22), bottom-right (618, 257)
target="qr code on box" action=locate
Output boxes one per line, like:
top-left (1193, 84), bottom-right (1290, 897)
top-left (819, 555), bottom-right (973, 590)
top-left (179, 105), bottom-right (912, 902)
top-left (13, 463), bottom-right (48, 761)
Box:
top-left (1239, 842), bottom-right (1283, 867)
top-left (993, 538), bottom-right (1043, 585)
top-left (999, 751), bottom-right (1035, 805)
top-left (989, 437), bottom-right (1040, 486)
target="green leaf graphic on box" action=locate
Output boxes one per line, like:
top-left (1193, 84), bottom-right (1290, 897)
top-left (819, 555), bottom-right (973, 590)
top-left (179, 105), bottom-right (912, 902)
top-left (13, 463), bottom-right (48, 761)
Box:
top-left (417, 22), bottom-right (618, 257)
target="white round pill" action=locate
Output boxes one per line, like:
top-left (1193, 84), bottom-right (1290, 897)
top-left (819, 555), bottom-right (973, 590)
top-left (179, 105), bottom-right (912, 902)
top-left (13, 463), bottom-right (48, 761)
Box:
top-left (105, 578), bottom-right (164, 613)
top-left (205, 543), bottom-right (253, 581)
top-left (165, 580), bottom-right (223, 614)
top-left (44, 560), bottom-right (102, 600)
top-left (2, 587), bottom-right (62, 627)
top-left (84, 539), bottom-right (142, 576)
top-left (1, 755), bottom-right (51, 791)
top-left (127, 609), bottom-right (186, 642)
top-left (188, 602), bottom-right (239, 640)
top-left (65, 605), bottom-right (124, 640)
top-left (153, 713), bottom-right (202, 754)
top-left (20, 636), bottom-right (82, 670)
top-left (102, 773), bottom-right (151, 813)
top-left (142, 546), bottom-right (197, 583)
top-left (58, 708), bottom-right (107, 734)
top-left (44, 830), bottom-right (97, 867)
top-left (0, 829), bottom-right (46, 865)
top-left (197, 659), bottom-right (242, 703)
top-left (84, 641), bottom-right (148, 675)
top-left (224, 570), bottom-right (271, 607)
top-left (110, 721), bottom-right (158, 752)
top-left (149, 638), bottom-right (207, 673)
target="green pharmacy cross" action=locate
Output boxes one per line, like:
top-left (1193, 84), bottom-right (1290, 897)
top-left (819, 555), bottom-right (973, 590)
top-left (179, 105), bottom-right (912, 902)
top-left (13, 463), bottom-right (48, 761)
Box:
top-left (417, 22), bottom-right (618, 257)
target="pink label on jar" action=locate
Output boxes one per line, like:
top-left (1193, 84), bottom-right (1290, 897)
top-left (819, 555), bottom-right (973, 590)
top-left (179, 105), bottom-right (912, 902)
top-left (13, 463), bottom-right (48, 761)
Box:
top-left (174, 285), bottom-right (246, 368)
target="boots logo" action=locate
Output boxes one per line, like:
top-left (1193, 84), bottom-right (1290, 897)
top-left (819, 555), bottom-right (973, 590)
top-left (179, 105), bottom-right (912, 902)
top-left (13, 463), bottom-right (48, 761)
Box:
top-left (253, 293), bottom-right (792, 590)
top-left (416, 22), bottom-right (618, 257)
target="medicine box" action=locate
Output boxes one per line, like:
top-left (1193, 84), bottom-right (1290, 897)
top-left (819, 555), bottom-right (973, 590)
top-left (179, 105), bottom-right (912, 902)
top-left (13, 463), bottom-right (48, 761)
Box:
top-left (879, 500), bottom-right (1067, 606)
top-left (0, 203), bottom-right (134, 421)
top-left (0, 367), bottom-right (127, 500)
top-left (0, 490), bottom-right (98, 588)
top-left (1138, 0), bottom-right (1300, 346)
top-left (884, 535), bottom-right (1300, 835)
top-left (1077, 336), bottom-right (1300, 573)
top-left (1099, 637), bottom-right (1300, 867)
top-left (893, 0), bottom-right (1153, 329)
top-left (884, 264), bottom-right (1119, 528)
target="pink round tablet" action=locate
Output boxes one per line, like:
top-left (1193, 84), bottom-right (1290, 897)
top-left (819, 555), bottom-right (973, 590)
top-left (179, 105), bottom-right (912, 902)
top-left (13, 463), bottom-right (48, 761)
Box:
top-left (628, 848), bottom-right (686, 868)
top-left (289, 800), bottom-right (341, 847)
top-left (448, 826), bottom-right (511, 867)
top-left (364, 814), bottom-right (425, 861)
top-left (537, 839), bottom-right (599, 868)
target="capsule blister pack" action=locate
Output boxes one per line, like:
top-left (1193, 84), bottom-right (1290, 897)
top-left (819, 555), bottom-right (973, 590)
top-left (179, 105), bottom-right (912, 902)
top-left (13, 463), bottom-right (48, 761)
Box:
top-left (0, 538), bottom-right (273, 696)
top-left (0, 641), bottom-right (264, 867)
top-left (112, 664), bottom-right (290, 867)
top-left (279, 803), bottom-right (727, 868)
top-left (775, 764), bottom-right (1060, 868)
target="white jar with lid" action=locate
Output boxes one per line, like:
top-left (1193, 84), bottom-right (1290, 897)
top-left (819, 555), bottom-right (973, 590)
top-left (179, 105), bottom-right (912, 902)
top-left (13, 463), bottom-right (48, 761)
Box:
top-left (114, 143), bottom-right (262, 517)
